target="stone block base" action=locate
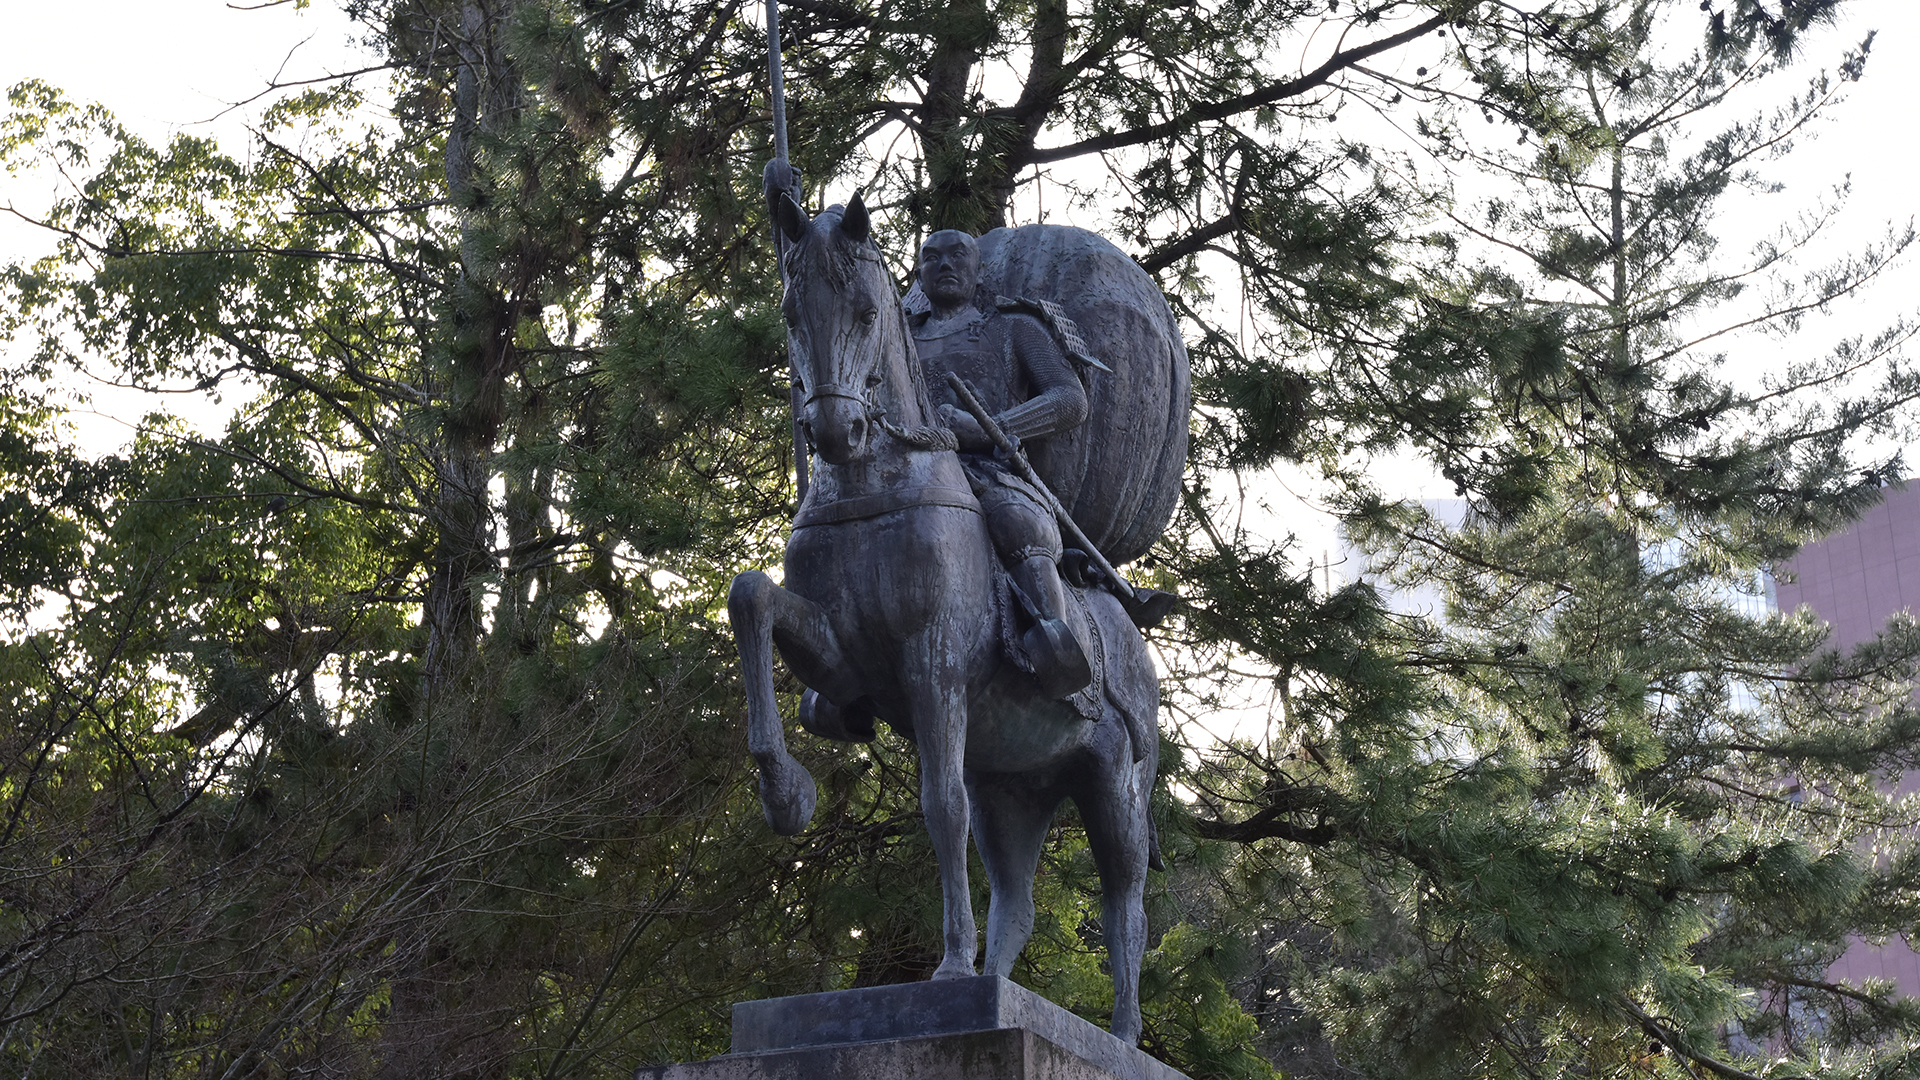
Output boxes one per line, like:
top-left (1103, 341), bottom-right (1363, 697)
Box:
top-left (636, 1026), bottom-right (1130, 1080)
top-left (634, 977), bottom-right (1189, 1080)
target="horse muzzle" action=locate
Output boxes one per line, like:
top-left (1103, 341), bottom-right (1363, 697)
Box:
top-left (805, 394), bottom-right (873, 465)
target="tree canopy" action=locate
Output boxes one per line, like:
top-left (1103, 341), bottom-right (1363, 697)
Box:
top-left (3, 1), bottom-right (1919, 1078)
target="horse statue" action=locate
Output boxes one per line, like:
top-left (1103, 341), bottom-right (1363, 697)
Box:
top-left (728, 191), bottom-right (1175, 1044)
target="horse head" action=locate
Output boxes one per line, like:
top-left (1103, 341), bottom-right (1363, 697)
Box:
top-left (776, 191), bottom-right (913, 466)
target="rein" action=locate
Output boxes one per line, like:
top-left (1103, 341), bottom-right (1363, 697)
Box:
top-left (791, 261), bottom-right (968, 527)
top-left (794, 273), bottom-right (959, 454)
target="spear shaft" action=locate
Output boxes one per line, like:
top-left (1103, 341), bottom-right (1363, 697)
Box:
top-left (767, 0), bottom-right (788, 165)
top-left (762, 0), bottom-right (806, 501)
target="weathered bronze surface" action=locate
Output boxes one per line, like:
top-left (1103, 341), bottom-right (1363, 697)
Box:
top-left (728, 177), bottom-right (1189, 1045)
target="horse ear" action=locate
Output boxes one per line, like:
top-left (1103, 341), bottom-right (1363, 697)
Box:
top-left (841, 189), bottom-right (870, 243)
top-left (776, 192), bottom-right (810, 244)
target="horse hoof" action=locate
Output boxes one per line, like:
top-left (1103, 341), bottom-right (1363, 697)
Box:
top-left (757, 754), bottom-right (818, 836)
top-left (931, 959), bottom-right (977, 981)
top-left (761, 778), bottom-right (817, 836)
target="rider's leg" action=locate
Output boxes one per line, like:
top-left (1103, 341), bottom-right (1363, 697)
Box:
top-left (1010, 551), bottom-right (1094, 698)
top-left (982, 487), bottom-right (1092, 698)
top-left (967, 772), bottom-right (1060, 977)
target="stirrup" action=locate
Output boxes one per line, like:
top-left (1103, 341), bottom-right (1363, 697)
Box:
top-left (1022, 617), bottom-right (1093, 699)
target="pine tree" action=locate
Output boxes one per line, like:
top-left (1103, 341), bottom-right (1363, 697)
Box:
top-left (3, 1), bottom-right (1919, 1078)
top-left (1162, 2), bottom-right (1920, 1077)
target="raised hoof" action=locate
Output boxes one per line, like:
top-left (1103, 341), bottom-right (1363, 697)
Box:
top-left (755, 751), bottom-right (817, 836)
top-left (798, 689), bottom-right (877, 742)
top-left (1022, 617), bottom-right (1093, 700)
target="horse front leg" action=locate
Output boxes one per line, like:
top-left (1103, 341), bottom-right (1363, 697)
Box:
top-left (728, 570), bottom-right (848, 836)
top-left (905, 629), bottom-right (978, 979)
top-left (968, 773), bottom-right (1058, 979)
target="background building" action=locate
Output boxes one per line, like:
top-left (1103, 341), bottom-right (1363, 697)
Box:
top-left (1774, 483), bottom-right (1920, 998)
top-left (1341, 492), bottom-right (1920, 998)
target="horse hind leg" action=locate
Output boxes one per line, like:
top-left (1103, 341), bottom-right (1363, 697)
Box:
top-left (967, 773), bottom-right (1060, 978)
top-left (728, 571), bottom-right (849, 836)
top-left (1076, 741), bottom-right (1152, 1046)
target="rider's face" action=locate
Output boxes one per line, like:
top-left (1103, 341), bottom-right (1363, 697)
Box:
top-left (918, 231), bottom-right (979, 311)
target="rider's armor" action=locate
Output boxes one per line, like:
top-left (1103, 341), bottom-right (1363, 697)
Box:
top-left (912, 304), bottom-right (1094, 698)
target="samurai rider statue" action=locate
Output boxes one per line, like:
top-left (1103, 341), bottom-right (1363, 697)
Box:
top-left (912, 229), bottom-right (1093, 699)
top-left (762, 162), bottom-right (1169, 703)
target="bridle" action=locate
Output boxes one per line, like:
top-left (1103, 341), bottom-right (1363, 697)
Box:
top-left (784, 249), bottom-right (970, 529)
top-left (804, 388), bottom-right (870, 405)
top-left (786, 230), bottom-right (960, 461)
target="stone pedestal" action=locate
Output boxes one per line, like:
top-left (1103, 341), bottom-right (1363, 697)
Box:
top-left (634, 976), bottom-right (1191, 1080)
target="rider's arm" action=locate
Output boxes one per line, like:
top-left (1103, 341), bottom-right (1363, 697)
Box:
top-left (995, 315), bottom-right (1089, 442)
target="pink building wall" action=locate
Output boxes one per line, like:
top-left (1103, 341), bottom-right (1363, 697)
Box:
top-left (1773, 482), bottom-right (1920, 997)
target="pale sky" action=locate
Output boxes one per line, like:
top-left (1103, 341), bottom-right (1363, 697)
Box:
top-left (2, 2), bottom-right (1909, 258)
top-left (0, 1), bottom-right (367, 152)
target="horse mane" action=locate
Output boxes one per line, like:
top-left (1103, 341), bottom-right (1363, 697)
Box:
top-left (784, 206), bottom-right (957, 452)
top-left (781, 205), bottom-right (870, 292)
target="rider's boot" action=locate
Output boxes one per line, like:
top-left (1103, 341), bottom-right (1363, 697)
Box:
top-left (1013, 554), bottom-right (1094, 699)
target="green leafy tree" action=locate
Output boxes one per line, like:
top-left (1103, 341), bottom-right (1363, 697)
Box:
top-left (0, 4), bottom-right (817, 1074)
top-left (3, 1), bottom-right (1920, 1079)
top-left (1163, 2), bottom-right (1920, 1077)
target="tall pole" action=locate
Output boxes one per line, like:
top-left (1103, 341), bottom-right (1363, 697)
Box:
top-left (767, 0), bottom-right (788, 166)
top-left (766, 0), bottom-right (807, 503)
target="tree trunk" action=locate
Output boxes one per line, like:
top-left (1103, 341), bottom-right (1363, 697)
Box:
top-left (421, 0), bottom-right (523, 704)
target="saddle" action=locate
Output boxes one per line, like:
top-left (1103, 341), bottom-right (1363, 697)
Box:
top-left (994, 568), bottom-right (1153, 763)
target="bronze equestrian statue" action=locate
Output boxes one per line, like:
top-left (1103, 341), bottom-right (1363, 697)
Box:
top-left (728, 166), bottom-right (1189, 1045)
